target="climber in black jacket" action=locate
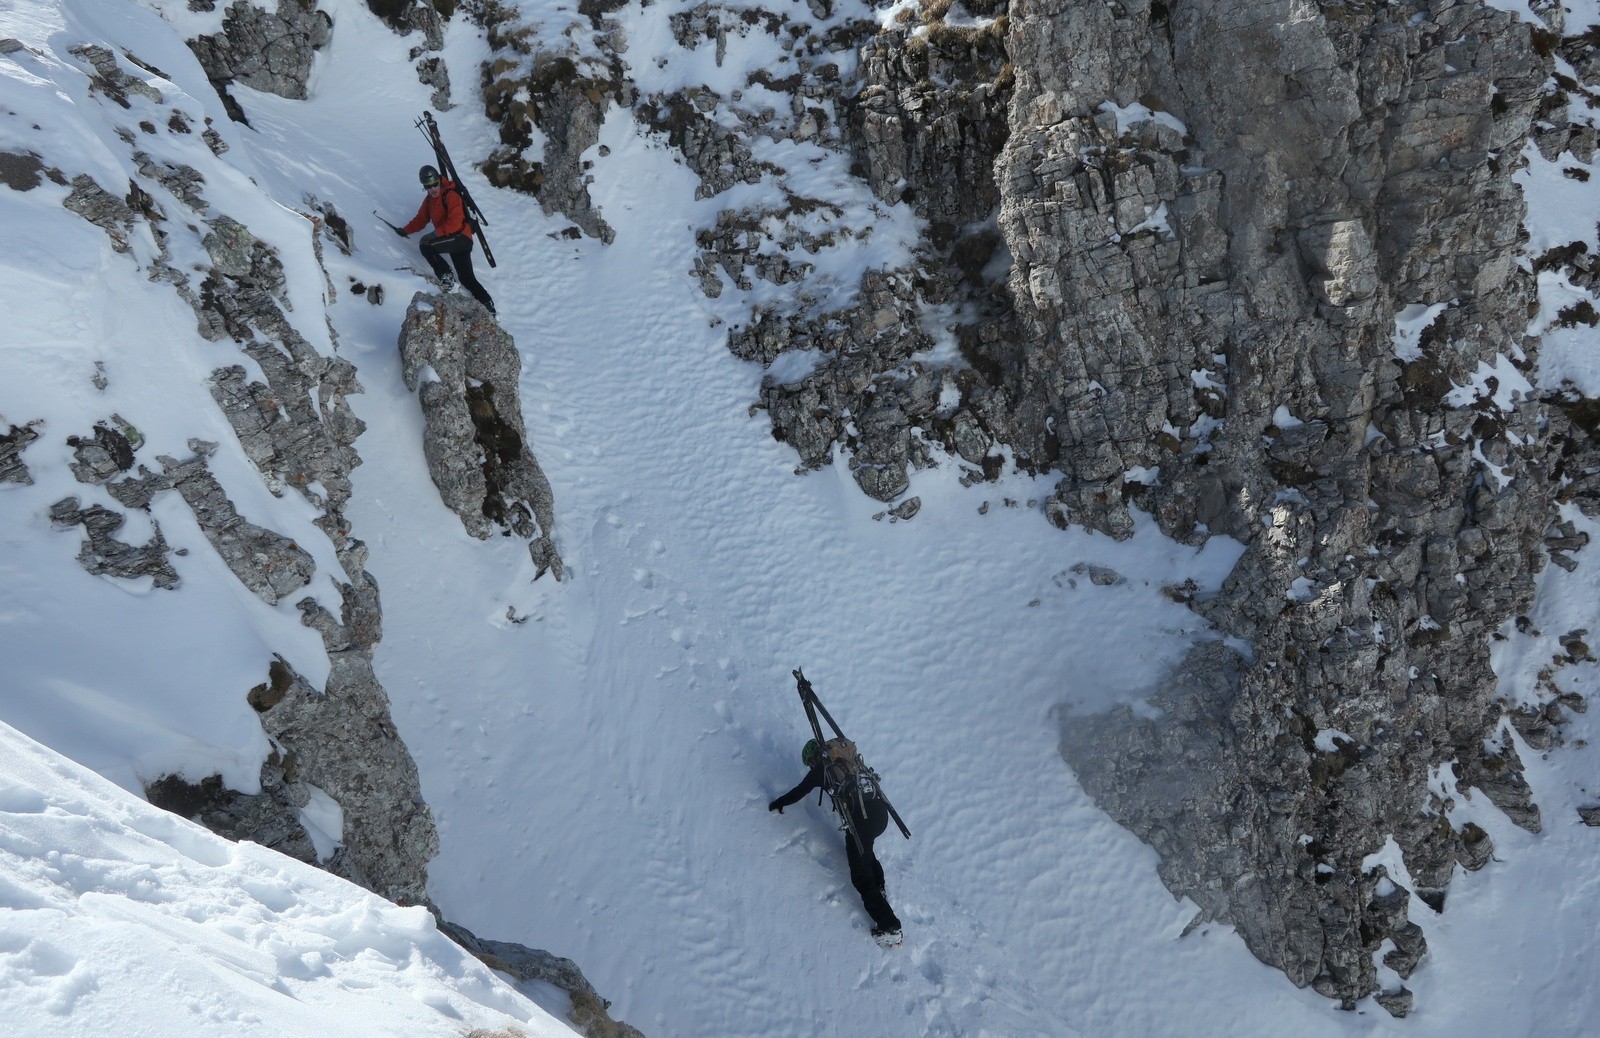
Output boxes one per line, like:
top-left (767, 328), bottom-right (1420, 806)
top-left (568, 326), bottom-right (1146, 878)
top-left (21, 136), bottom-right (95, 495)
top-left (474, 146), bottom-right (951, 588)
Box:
top-left (770, 738), bottom-right (902, 943)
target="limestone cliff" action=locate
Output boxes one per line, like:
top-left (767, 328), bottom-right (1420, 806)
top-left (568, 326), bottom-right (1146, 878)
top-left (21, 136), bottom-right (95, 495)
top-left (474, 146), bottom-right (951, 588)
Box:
top-left (997, 0), bottom-right (1561, 1010)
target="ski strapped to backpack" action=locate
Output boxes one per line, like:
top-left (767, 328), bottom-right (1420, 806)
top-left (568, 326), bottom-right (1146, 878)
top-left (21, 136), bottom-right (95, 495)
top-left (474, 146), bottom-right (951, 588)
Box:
top-left (414, 110), bottom-right (497, 268)
top-left (793, 669), bottom-right (911, 855)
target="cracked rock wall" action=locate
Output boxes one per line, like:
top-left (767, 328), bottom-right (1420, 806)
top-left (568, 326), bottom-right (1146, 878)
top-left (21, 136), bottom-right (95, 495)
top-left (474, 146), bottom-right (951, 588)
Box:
top-left (986, 0), bottom-right (1569, 1011)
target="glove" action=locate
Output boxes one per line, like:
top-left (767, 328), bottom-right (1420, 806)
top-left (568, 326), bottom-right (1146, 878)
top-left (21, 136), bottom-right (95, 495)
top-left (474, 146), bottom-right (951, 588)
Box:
top-left (768, 799), bottom-right (783, 814)
top-left (394, 225), bottom-right (407, 238)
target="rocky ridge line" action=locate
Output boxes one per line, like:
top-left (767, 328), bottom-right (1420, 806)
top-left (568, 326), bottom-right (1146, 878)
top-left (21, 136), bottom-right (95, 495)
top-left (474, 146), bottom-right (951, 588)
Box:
top-left (38, 11), bottom-right (632, 1034)
top-left (56, 38), bottom-right (440, 901)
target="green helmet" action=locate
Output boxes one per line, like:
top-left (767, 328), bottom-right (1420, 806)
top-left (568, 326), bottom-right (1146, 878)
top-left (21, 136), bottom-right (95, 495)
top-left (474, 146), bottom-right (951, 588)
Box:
top-left (802, 738), bottom-right (821, 767)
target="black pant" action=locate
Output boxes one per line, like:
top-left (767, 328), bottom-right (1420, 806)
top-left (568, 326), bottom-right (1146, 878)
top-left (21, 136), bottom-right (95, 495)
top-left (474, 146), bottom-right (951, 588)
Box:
top-left (846, 797), bottom-right (900, 932)
top-left (420, 232), bottom-right (494, 312)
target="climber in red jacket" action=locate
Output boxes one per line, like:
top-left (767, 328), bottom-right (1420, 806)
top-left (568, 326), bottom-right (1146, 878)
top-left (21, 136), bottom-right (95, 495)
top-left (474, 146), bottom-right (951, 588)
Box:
top-left (397, 164), bottom-right (495, 316)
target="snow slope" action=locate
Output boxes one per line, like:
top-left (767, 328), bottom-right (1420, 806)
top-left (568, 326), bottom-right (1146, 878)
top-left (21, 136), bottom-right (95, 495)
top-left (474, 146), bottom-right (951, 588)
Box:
top-left (0, 719), bottom-right (575, 1037)
top-left (4, 0), bottom-right (1600, 1035)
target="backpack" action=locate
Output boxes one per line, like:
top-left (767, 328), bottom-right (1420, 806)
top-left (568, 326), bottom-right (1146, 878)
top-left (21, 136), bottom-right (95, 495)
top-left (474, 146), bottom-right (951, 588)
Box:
top-left (820, 737), bottom-right (882, 818)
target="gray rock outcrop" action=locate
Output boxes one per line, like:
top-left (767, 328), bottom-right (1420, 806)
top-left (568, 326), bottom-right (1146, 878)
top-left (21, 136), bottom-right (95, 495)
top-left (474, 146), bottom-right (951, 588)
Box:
top-left (144, 767), bottom-right (319, 866)
top-left (189, 0), bottom-right (332, 104)
top-left (398, 292), bottom-right (564, 580)
top-left (63, 173), bottom-right (139, 253)
top-left (67, 418), bottom-right (140, 485)
top-left (480, 41), bottom-right (625, 243)
top-left (184, 219), bottom-right (437, 904)
top-left (72, 43), bottom-right (164, 107)
top-left (607, 4), bottom-right (1022, 508)
top-left (248, 652), bottom-right (439, 904)
top-left (156, 448), bottom-right (314, 604)
top-left (440, 921), bottom-right (646, 1038)
top-left (49, 496), bottom-right (180, 589)
top-left (1, 420), bottom-right (41, 485)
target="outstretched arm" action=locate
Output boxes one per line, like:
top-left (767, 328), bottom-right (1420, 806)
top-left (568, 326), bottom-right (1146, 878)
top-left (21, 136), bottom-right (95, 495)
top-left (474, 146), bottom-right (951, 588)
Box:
top-left (399, 197), bottom-right (430, 236)
top-left (768, 764), bottom-right (822, 812)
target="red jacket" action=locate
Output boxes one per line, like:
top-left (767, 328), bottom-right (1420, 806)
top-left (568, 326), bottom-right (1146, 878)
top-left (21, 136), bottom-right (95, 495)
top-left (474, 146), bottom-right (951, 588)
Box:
top-left (402, 177), bottom-right (472, 238)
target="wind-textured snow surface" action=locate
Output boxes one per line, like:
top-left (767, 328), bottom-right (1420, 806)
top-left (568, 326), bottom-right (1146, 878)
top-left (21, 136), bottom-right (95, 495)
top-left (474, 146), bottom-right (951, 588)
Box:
top-left (3, 0), bottom-right (1600, 1035)
top-left (0, 721), bottom-right (576, 1036)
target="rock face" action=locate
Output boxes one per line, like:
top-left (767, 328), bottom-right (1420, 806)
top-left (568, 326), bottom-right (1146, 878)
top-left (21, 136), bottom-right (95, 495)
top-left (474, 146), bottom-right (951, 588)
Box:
top-left (190, 0), bottom-right (333, 105)
top-left (0, 420), bottom-right (41, 484)
top-left (993, 0), bottom-right (1560, 1008)
top-left (787, 0), bottom-right (1581, 1010)
top-left (477, 12), bottom-right (627, 243)
top-left (398, 292), bottom-right (564, 580)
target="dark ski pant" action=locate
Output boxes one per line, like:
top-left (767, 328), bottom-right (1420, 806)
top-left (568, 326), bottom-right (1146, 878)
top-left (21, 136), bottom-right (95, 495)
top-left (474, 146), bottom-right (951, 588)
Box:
top-left (420, 232), bottom-right (494, 313)
top-left (847, 799), bottom-right (900, 933)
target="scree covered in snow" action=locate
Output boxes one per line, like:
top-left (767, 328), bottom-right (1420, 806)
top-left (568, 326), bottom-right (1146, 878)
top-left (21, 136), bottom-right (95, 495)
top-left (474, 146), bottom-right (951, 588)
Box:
top-left (4, 0), bottom-right (1600, 1035)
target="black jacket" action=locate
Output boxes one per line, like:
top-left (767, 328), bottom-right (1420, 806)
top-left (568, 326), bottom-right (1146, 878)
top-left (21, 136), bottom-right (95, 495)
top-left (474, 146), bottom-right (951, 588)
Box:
top-left (772, 762), bottom-right (826, 812)
top-left (773, 762), bottom-right (888, 839)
